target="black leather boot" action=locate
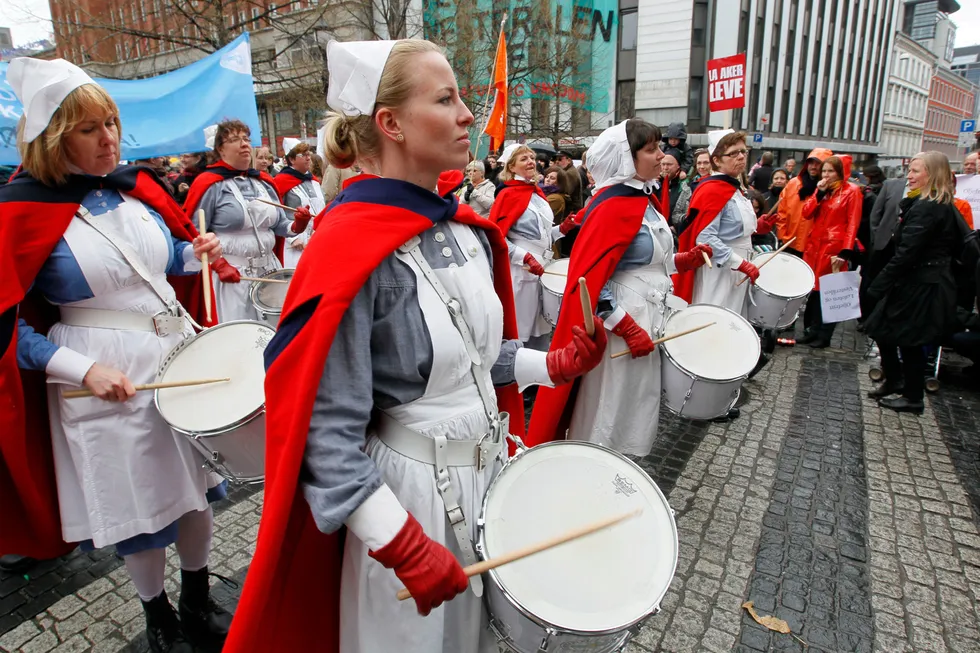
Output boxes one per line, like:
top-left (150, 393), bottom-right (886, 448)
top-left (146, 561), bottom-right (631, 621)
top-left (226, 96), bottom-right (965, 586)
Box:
top-left (868, 381), bottom-right (904, 399)
top-left (142, 590), bottom-right (193, 653)
top-left (178, 567), bottom-right (233, 650)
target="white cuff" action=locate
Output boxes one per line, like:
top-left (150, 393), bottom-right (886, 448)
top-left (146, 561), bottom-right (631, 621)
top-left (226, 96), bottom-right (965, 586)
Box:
top-left (550, 225), bottom-right (565, 241)
top-left (603, 306), bottom-right (628, 331)
top-left (45, 347), bottom-right (97, 386)
top-left (729, 252), bottom-right (744, 268)
top-left (344, 483), bottom-right (409, 552)
top-left (509, 244), bottom-right (529, 266)
top-left (514, 347), bottom-right (555, 392)
top-left (182, 245), bottom-right (202, 273)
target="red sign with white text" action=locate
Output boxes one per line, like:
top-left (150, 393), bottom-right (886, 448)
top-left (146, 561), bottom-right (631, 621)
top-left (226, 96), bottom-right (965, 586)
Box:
top-left (707, 53), bottom-right (747, 112)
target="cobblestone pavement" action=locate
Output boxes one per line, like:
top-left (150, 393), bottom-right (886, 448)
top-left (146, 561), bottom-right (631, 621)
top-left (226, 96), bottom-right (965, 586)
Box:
top-left (4, 322), bottom-right (980, 652)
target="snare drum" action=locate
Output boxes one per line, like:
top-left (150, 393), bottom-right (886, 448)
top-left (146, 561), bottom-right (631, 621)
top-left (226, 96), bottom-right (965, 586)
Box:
top-left (660, 304), bottom-right (760, 420)
top-left (746, 252), bottom-right (814, 329)
top-left (479, 441), bottom-right (677, 653)
top-left (155, 320), bottom-right (273, 484)
top-left (539, 259), bottom-right (570, 326)
top-left (249, 268), bottom-right (294, 328)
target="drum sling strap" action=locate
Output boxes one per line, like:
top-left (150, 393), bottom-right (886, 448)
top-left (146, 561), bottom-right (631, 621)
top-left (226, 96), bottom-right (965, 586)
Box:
top-left (73, 206), bottom-right (201, 333)
top-left (226, 178), bottom-right (272, 265)
top-left (376, 235), bottom-right (513, 597)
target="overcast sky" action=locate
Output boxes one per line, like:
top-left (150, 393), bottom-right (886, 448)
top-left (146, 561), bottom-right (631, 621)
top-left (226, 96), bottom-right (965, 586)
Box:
top-left (2, 0), bottom-right (980, 50)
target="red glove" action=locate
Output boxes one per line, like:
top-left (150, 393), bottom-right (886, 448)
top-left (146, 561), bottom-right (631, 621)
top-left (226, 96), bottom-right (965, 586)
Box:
top-left (369, 513), bottom-right (468, 616)
top-left (737, 259), bottom-right (760, 284)
top-left (755, 213), bottom-right (777, 235)
top-left (559, 215), bottom-right (578, 235)
top-left (612, 313), bottom-right (655, 358)
top-left (523, 252), bottom-right (545, 276)
top-left (291, 205), bottom-right (312, 234)
top-left (674, 244), bottom-right (714, 273)
top-left (210, 257), bottom-right (241, 283)
top-left (546, 316), bottom-right (607, 384)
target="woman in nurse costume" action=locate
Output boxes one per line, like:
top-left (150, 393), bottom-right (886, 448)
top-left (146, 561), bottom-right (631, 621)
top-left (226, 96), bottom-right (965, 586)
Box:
top-left (490, 144), bottom-right (576, 345)
top-left (272, 138), bottom-right (326, 268)
top-left (527, 119), bottom-right (712, 455)
top-left (183, 120), bottom-right (312, 322)
top-left (222, 39), bottom-right (607, 653)
top-left (0, 58), bottom-right (232, 653)
top-left (674, 130), bottom-right (778, 312)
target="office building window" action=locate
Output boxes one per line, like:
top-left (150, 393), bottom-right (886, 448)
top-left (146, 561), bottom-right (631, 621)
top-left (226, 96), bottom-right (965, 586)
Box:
top-left (616, 81), bottom-right (635, 122)
top-left (620, 11), bottom-right (637, 51)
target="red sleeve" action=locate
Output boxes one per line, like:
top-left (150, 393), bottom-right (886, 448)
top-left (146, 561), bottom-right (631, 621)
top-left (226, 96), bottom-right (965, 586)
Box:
top-left (802, 194), bottom-right (820, 220)
top-left (841, 187), bottom-right (863, 253)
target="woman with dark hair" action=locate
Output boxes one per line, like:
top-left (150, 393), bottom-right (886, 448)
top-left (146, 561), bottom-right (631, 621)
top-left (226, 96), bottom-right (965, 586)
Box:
top-left (764, 168), bottom-right (789, 212)
top-left (799, 155), bottom-right (863, 348)
top-left (691, 148), bottom-right (712, 185)
top-left (528, 119), bottom-right (712, 455)
top-left (183, 120), bottom-right (312, 322)
top-left (1, 57), bottom-right (229, 652)
top-left (866, 152), bottom-right (962, 413)
top-left (173, 152), bottom-right (208, 205)
top-left (540, 165), bottom-right (571, 220)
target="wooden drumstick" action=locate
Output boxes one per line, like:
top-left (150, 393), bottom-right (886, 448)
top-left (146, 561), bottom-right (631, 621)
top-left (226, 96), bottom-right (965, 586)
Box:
top-left (64, 377), bottom-right (230, 399)
top-left (395, 509), bottom-right (641, 602)
top-left (701, 250), bottom-right (713, 269)
top-left (255, 198), bottom-right (297, 212)
top-left (197, 209), bottom-right (212, 324)
top-left (735, 236), bottom-right (797, 287)
top-left (239, 276), bottom-right (290, 284)
top-left (523, 267), bottom-right (566, 277)
top-left (611, 322), bottom-right (716, 359)
top-left (578, 277), bottom-right (594, 337)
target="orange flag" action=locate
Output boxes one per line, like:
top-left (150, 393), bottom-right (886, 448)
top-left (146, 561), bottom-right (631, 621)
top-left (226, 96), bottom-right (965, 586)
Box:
top-left (483, 28), bottom-right (508, 152)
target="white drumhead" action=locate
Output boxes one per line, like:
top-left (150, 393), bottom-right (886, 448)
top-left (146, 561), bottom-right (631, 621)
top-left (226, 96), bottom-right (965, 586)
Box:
top-left (662, 304), bottom-right (760, 380)
top-left (156, 321), bottom-right (272, 432)
top-left (540, 258), bottom-right (570, 294)
top-left (482, 442), bottom-right (676, 632)
top-left (753, 252), bottom-right (814, 298)
top-left (252, 269), bottom-right (294, 313)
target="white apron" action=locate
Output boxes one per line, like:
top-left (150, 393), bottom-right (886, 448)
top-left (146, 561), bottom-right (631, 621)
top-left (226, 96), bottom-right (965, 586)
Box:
top-left (340, 222), bottom-right (504, 653)
top-left (692, 192), bottom-right (756, 313)
top-left (283, 182), bottom-right (325, 269)
top-left (508, 194), bottom-right (554, 341)
top-left (213, 178), bottom-right (282, 322)
top-left (46, 194), bottom-right (212, 547)
top-left (568, 208), bottom-right (675, 457)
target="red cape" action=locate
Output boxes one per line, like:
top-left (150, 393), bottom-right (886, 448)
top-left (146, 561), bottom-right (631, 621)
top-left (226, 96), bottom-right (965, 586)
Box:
top-left (0, 166), bottom-right (206, 559)
top-left (182, 161), bottom-right (285, 268)
top-left (673, 175), bottom-right (740, 302)
top-left (223, 176), bottom-right (524, 653)
top-left (490, 180), bottom-right (546, 236)
top-left (437, 169), bottom-right (465, 197)
top-left (526, 184), bottom-right (651, 447)
top-left (271, 166), bottom-right (312, 201)
top-left (312, 173), bottom-right (374, 231)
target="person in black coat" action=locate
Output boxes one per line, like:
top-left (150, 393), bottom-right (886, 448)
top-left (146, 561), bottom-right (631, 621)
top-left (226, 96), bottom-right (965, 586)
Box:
top-left (865, 152), bottom-right (962, 413)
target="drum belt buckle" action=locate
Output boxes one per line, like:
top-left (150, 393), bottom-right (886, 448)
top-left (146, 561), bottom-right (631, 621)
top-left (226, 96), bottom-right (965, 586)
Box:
top-left (152, 309), bottom-right (184, 338)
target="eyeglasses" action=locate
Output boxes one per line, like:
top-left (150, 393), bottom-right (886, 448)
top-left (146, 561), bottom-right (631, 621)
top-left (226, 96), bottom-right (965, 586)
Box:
top-left (721, 149), bottom-right (749, 158)
top-left (225, 136), bottom-right (252, 146)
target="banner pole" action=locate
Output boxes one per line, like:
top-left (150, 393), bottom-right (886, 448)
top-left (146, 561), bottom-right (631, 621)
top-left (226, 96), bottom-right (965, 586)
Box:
top-left (475, 14), bottom-right (508, 157)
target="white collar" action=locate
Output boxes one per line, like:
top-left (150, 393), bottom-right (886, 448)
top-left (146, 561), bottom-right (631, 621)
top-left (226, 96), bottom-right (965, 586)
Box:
top-left (624, 177), bottom-right (655, 194)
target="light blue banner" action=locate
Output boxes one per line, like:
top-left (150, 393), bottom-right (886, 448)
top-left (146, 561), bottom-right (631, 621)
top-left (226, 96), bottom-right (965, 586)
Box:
top-left (0, 33), bottom-right (260, 166)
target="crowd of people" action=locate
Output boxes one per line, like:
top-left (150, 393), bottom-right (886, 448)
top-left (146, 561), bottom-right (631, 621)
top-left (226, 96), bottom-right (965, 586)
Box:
top-left (2, 36), bottom-right (980, 653)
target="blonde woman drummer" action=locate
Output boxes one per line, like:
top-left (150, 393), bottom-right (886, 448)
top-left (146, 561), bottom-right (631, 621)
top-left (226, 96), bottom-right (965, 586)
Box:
top-left (183, 120), bottom-right (312, 323)
top-left (490, 144), bottom-right (576, 345)
top-left (273, 138), bottom-right (326, 268)
top-left (2, 58), bottom-right (230, 653)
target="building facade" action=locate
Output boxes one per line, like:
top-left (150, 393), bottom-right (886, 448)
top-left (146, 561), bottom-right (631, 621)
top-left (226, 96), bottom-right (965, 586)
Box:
top-left (923, 66), bottom-right (976, 168)
top-left (879, 31), bottom-right (935, 175)
top-left (952, 45), bottom-right (980, 127)
top-left (622, 0), bottom-right (903, 167)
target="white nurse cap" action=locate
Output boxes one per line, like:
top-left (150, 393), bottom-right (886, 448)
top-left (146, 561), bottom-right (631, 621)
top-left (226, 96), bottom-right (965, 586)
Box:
top-left (708, 129), bottom-right (735, 152)
top-left (586, 120), bottom-right (636, 191)
top-left (282, 137), bottom-right (301, 154)
top-left (8, 57), bottom-right (97, 143)
top-left (326, 40), bottom-right (397, 117)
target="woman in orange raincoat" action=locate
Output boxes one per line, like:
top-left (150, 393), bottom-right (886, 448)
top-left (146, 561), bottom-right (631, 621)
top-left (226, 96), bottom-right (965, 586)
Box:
top-left (799, 155), bottom-right (863, 348)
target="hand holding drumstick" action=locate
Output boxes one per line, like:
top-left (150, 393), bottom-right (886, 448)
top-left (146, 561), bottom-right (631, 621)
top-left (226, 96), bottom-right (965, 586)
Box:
top-left (544, 278), bottom-right (607, 384)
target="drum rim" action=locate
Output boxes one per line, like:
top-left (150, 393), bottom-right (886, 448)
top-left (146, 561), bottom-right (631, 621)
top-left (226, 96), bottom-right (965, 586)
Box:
top-left (154, 320), bottom-right (271, 436)
top-left (477, 440), bottom-right (678, 635)
top-left (748, 284), bottom-right (812, 303)
top-left (539, 259), bottom-right (570, 294)
top-left (248, 268), bottom-right (295, 312)
top-left (660, 303), bottom-right (760, 383)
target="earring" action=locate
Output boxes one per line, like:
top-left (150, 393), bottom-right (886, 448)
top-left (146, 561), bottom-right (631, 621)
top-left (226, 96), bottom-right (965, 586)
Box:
top-left (396, 134), bottom-right (405, 143)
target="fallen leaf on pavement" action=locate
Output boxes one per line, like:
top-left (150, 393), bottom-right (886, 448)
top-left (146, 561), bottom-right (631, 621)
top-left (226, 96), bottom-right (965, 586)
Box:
top-left (742, 601), bottom-right (808, 646)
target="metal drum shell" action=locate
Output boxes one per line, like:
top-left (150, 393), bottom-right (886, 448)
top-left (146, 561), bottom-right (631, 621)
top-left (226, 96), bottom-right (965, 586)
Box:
top-left (745, 252), bottom-right (814, 330)
top-left (248, 268), bottom-right (295, 329)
